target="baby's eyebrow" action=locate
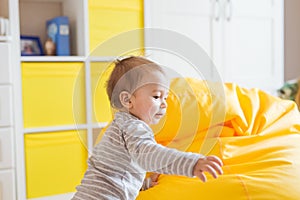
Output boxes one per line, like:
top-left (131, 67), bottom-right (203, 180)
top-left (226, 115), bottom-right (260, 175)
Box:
top-left (152, 89), bottom-right (167, 93)
top-left (152, 89), bottom-right (161, 92)
top-left (152, 91), bottom-right (169, 98)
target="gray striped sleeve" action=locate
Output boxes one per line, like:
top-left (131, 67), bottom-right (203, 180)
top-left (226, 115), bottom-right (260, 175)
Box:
top-left (123, 120), bottom-right (204, 177)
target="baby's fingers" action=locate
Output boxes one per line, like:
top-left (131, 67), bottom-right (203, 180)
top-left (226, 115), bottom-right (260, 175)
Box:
top-left (150, 173), bottom-right (160, 182)
top-left (209, 161), bottom-right (223, 176)
top-left (205, 165), bottom-right (219, 179)
top-left (206, 156), bottom-right (223, 167)
top-left (150, 181), bottom-right (158, 187)
top-left (194, 171), bottom-right (207, 182)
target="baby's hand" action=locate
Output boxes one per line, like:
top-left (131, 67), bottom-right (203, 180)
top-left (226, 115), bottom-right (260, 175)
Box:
top-left (193, 155), bottom-right (223, 182)
top-left (141, 173), bottom-right (160, 191)
top-left (149, 173), bottom-right (160, 187)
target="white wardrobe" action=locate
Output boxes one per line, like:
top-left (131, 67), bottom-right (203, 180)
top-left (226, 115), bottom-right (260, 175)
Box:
top-left (144, 0), bottom-right (284, 94)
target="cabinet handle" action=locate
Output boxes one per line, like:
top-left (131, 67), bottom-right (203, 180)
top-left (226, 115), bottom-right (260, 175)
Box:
top-left (226, 0), bottom-right (233, 21)
top-left (214, 0), bottom-right (221, 21)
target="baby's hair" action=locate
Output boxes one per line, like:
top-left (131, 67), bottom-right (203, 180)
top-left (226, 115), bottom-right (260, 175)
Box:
top-left (106, 56), bottom-right (166, 109)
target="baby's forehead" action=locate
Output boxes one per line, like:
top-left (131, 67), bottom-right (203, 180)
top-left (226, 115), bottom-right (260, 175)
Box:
top-left (136, 72), bottom-right (169, 88)
top-left (144, 82), bottom-right (169, 90)
top-left (113, 64), bottom-right (169, 93)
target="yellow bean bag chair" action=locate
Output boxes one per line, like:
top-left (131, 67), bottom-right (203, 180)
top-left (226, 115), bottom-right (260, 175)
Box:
top-left (135, 78), bottom-right (300, 200)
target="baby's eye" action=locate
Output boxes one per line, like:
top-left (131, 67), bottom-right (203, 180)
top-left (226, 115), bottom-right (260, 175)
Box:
top-left (153, 96), bottom-right (160, 99)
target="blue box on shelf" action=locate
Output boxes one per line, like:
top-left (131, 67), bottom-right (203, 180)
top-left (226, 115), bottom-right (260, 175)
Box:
top-left (46, 16), bottom-right (70, 56)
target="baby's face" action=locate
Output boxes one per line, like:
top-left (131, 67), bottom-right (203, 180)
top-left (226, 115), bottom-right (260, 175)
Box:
top-left (129, 71), bottom-right (169, 125)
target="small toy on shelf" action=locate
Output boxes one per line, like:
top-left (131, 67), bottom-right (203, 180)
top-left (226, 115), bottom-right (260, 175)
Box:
top-left (44, 38), bottom-right (56, 56)
top-left (46, 16), bottom-right (70, 56)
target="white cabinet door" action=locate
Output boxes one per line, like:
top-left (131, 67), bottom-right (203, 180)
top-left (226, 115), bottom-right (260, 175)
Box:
top-left (144, 0), bottom-right (215, 80)
top-left (0, 86), bottom-right (13, 127)
top-left (0, 43), bottom-right (11, 84)
top-left (0, 128), bottom-right (13, 169)
top-left (0, 170), bottom-right (15, 200)
top-left (222, 0), bottom-right (284, 93)
top-left (144, 0), bottom-right (284, 93)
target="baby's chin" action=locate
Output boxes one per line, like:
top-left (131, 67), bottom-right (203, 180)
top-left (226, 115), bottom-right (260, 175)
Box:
top-left (149, 118), bottom-right (162, 125)
top-left (144, 114), bottom-right (165, 125)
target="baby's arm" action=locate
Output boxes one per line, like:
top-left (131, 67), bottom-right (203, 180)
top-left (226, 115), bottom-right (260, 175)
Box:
top-left (123, 121), bottom-right (223, 179)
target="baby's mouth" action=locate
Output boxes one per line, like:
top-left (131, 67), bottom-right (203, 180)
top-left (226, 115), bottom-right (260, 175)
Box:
top-left (155, 113), bottom-right (165, 117)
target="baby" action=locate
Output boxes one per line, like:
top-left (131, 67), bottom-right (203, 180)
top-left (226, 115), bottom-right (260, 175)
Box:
top-left (72, 56), bottom-right (223, 200)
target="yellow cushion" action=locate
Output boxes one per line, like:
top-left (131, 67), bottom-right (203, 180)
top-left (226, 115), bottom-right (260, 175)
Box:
top-left (138, 133), bottom-right (300, 200)
top-left (136, 77), bottom-right (300, 200)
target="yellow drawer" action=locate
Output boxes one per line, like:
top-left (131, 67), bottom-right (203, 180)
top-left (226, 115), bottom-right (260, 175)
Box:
top-left (22, 62), bottom-right (86, 128)
top-left (25, 130), bottom-right (88, 198)
top-left (89, 0), bottom-right (144, 54)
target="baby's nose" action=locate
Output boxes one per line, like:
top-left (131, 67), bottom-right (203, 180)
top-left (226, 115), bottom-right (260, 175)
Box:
top-left (160, 100), bottom-right (167, 108)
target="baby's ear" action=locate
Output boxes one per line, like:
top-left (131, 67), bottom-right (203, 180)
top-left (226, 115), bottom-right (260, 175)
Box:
top-left (119, 91), bottom-right (132, 109)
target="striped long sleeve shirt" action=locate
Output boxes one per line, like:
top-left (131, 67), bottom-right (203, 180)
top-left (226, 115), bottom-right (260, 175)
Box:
top-left (72, 112), bottom-right (202, 200)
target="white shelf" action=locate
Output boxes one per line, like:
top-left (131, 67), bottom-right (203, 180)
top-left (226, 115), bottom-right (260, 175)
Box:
top-left (24, 124), bottom-right (89, 134)
top-left (91, 122), bottom-right (108, 129)
top-left (21, 56), bottom-right (86, 62)
top-left (88, 56), bottom-right (117, 62)
top-left (24, 122), bottom-right (108, 134)
top-left (20, 56), bottom-right (119, 62)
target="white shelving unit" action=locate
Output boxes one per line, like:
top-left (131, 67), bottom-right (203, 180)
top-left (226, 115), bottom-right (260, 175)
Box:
top-left (2, 0), bottom-right (115, 199)
top-left (17, 0), bottom-right (96, 199)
